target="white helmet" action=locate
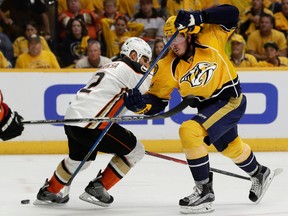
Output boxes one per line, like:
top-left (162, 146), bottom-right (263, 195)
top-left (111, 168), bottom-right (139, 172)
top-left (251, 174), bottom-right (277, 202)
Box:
top-left (120, 37), bottom-right (152, 62)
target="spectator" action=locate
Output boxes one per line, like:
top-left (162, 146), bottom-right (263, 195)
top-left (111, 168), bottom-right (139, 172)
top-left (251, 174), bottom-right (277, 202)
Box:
top-left (58, 0), bottom-right (100, 41)
top-left (118, 0), bottom-right (160, 19)
top-left (99, 0), bottom-right (123, 20)
top-left (264, 0), bottom-right (282, 12)
top-left (246, 13), bottom-right (287, 61)
top-left (110, 40), bottom-right (126, 61)
top-left (91, 0), bottom-right (104, 15)
top-left (165, 0), bottom-right (202, 17)
top-left (15, 34), bottom-right (60, 69)
top-left (13, 21), bottom-right (51, 59)
top-left (0, 50), bottom-right (10, 68)
top-left (133, 0), bottom-right (166, 42)
top-left (0, 0), bottom-right (51, 42)
top-left (200, 0), bottom-right (233, 10)
top-left (229, 34), bottom-right (259, 67)
top-left (239, 0), bottom-right (274, 40)
top-left (59, 18), bottom-right (90, 68)
top-left (100, 15), bottom-right (144, 58)
top-left (258, 41), bottom-right (288, 66)
top-left (57, 0), bottom-right (94, 14)
top-left (97, 0), bottom-right (126, 55)
top-left (75, 40), bottom-right (112, 68)
top-left (151, 38), bottom-right (167, 61)
top-left (0, 32), bottom-right (14, 66)
top-left (274, 0), bottom-right (288, 39)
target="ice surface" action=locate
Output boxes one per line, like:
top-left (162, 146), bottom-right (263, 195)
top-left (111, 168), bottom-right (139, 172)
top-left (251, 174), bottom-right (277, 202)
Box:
top-left (0, 152), bottom-right (287, 216)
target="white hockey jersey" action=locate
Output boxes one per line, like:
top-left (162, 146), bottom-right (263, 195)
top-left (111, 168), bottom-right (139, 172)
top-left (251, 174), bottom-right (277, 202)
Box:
top-left (65, 57), bottom-right (152, 128)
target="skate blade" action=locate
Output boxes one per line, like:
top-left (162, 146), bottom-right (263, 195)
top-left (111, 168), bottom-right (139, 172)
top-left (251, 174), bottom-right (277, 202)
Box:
top-left (255, 168), bottom-right (283, 204)
top-left (33, 199), bottom-right (66, 205)
top-left (79, 192), bottom-right (110, 207)
top-left (180, 202), bottom-right (214, 214)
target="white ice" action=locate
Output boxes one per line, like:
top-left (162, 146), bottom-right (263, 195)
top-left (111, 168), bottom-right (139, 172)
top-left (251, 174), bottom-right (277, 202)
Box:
top-left (0, 152), bottom-right (287, 216)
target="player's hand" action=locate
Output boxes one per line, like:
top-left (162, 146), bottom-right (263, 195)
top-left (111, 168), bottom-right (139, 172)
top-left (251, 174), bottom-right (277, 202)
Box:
top-left (174, 10), bottom-right (202, 31)
top-left (124, 89), bottom-right (150, 114)
top-left (0, 103), bottom-right (24, 141)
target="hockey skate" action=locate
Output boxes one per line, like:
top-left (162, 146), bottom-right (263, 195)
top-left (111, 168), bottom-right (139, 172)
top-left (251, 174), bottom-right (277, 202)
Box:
top-left (79, 171), bottom-right (114, 207)
top-left (179, 173), bottom-right (215, 214)
top-left (34, 179), bottom-right (69, 205)
top-left (249, 165), bottom-right (276, 203)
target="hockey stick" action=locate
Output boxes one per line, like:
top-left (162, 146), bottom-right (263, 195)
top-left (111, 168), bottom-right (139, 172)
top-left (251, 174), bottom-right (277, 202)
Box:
top-left (145, 151), bottom-right (251, 181)
top-left (22, 96), bottom-right (193, 125)
top-left (60, 30), bottom-right (180, 201)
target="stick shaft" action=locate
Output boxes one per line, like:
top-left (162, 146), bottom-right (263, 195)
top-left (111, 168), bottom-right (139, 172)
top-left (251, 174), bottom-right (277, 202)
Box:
top-left (145, 151), bottom-right (251, 181)
top-left (22, 95), bottom-right (194, 125)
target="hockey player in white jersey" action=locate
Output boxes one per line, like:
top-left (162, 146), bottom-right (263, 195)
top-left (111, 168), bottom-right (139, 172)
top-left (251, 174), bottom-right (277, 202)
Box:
top-left (35, 37), bottom-right (152, 206)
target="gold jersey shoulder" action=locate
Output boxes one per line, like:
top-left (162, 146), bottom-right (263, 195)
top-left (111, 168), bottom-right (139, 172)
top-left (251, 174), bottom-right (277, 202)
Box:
top-left (149, 24), bottom-right (238, 100)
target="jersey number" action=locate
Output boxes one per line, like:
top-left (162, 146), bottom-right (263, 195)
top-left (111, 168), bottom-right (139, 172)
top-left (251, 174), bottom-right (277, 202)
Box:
top-left (79, 72), bottom-right (105, 93)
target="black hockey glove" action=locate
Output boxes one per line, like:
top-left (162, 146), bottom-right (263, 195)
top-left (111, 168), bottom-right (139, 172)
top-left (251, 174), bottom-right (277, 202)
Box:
top-left (0, 103), bottom-right (24, 141)
top-left (123, 88), bottom-right (151, 114)
top-left (174, 10), bottom-right (203, 32)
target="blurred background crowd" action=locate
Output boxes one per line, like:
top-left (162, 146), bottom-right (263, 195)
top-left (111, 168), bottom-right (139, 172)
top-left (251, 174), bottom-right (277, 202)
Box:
top-left (0, 0), bottom-right (288, 69)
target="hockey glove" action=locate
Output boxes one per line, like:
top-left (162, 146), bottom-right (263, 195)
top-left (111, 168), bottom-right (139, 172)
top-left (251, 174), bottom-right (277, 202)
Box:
top-left (123, 88), bottom-right (151, 114)
top-left (174, 10), bottom-right (203, 32)
top-left (0, 103), bottom-right (24, 141)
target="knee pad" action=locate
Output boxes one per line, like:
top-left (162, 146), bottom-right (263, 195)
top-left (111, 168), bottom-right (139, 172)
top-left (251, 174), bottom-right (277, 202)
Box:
top-left (124, 141), bottom-right (145, 167)
top-left (179, 120), bottom-right (208, 148)
top-left (179, 120), bottom-right (208, 160)
top-left (221, 136), bottom-right (252, 163)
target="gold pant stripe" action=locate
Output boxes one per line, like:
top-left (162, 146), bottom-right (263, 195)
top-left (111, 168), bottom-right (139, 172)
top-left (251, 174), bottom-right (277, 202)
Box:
top-left (203, 94), bottom-right (243, 129)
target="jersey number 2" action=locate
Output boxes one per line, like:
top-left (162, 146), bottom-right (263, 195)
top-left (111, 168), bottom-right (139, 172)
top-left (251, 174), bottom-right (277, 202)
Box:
top-left (79, 72), bottom-right (105, 93)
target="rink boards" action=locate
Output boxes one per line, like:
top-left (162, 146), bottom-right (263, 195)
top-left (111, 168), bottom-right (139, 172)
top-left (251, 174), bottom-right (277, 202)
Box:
top-left (0, 68), bottom-right (288, 154)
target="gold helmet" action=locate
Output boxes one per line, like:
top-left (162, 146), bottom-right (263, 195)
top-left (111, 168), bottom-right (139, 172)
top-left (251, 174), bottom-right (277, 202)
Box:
top-left (163, 15), bottom-right (202, 37)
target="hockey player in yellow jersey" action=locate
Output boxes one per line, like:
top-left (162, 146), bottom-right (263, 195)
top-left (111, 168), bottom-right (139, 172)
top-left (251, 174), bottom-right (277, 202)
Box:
top-left (124, 4), bottom-right (275, 214)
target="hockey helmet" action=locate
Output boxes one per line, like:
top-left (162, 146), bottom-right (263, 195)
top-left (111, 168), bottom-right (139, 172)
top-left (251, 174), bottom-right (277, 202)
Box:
top-left (120, 37), bottom-right (152, 62)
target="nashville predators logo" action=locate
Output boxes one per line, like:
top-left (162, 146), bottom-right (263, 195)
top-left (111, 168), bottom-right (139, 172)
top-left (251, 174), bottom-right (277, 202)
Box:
top-left (180, 62), bottom-right (217, 87)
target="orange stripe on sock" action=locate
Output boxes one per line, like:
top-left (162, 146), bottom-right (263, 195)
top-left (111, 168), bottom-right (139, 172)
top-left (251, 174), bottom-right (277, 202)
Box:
top-left (101, 167), bottom-right (121, 190)
top-left (47, 175), bottom-right (65, 194)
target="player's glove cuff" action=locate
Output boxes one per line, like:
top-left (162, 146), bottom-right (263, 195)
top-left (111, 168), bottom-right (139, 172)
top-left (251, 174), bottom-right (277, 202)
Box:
top-left (134, 104), bottom-right (152, 114)
top-left (0, 103), bottom-right (24, 141)
top-left (175, 10), bottom-right (203, 31)
top-left (124, 88), bottom-right (151, 114)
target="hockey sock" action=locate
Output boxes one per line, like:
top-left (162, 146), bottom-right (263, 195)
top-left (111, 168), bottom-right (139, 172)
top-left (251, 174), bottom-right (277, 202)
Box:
top-left (47, 175), bottom-right (65, 194)
top-left (101, 155), bottom-right (131, 190)
top-left (236, 151), bottom-right (259, 176)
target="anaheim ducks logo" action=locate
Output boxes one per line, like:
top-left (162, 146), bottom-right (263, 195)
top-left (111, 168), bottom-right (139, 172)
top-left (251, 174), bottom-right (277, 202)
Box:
top-left (180, 62), bottom-right (217, 87)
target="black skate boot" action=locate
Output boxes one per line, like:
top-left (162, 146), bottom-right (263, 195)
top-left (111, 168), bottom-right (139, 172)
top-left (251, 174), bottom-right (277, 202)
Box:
top-left (249, 165), bottom-right (273, 203)
top-left (79, 170), bottom-right (114, 207)
top-left (34, 179), bottom-right (69, 205)
top-left (179, 172), bottom-right (215, 214)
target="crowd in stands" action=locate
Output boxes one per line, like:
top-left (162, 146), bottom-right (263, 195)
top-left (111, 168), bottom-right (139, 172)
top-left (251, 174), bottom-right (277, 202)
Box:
top-left (0, 0), bottom-right (288, 69)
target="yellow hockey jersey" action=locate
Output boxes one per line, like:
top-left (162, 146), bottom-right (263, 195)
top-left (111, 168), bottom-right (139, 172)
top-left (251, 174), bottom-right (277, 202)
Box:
top-left (148, 24), bottom-right (241, 107)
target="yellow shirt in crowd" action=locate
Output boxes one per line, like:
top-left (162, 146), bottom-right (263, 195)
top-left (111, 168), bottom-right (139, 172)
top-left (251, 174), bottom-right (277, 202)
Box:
top-left (15, 50), bottom-right (60, 69)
